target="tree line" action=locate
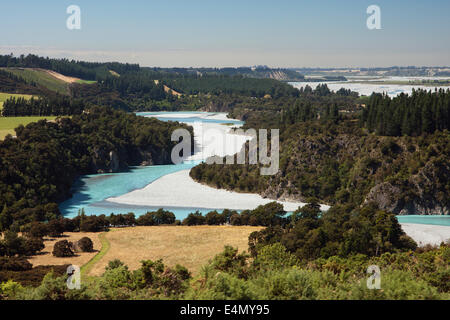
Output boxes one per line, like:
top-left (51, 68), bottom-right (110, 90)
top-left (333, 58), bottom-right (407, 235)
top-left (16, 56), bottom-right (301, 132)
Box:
top-left (1, 95), bottom-right (85, 116)
top-left (164, 75), bottom-right (300, 98)
top-left (361, 88), bottom-right (450, 136)
top-left (0, 54), bottom-right (139, 80)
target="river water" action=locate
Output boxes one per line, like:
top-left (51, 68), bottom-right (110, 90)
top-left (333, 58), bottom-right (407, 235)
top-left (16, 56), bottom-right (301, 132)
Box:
top-left (59, 111), bottom-right (450, 226)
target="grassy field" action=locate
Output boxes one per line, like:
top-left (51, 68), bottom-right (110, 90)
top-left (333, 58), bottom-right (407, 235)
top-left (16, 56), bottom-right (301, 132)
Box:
top-left (22, 226), bottom-right (261, 277)
top-left (78, 225), bottom-right (261, 276)
top-left (1, 68), bottom-right (69, 94)
top-left (0, 116), bottom-right (58, 139)
top-left (81, 232), bottom-right (111, 276)
top-left (76, 79), bottom-right (97, 84)
top-left (0, 92), bottom-right (34, 110)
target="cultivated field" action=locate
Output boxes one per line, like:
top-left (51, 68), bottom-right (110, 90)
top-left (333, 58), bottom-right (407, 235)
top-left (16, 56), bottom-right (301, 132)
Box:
top-left (88, 225), bottom-right (263, 276)
top-left (0, 116), bottom-right (58, 139)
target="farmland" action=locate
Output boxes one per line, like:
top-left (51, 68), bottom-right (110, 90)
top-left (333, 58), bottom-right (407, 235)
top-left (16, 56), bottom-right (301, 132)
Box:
top-left (1, 68), bottom-right (70, 94)
top-left (26, 226), bottom-right (262, 277)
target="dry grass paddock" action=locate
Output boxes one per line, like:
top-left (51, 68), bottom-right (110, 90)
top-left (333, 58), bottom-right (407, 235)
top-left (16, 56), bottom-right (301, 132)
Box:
top-left (88, 225), bottom-right (263, 276)
top-left (28, 232), bottom-right (102, 268)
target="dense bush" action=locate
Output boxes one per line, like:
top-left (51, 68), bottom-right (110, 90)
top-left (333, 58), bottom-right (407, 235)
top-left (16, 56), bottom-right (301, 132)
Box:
top-left (26, 222), bottom-right (48, 238)
top-left (77, 237), bottom-right (93, 252)
top-left (52, 240), bottom-right (74, 258)
top-left (361, 89), bottom-right (450, 136)
top-left (80, 215), bottom-right (108, 232)
top-left (0, 265), bottom-right (69, 289)
top-left (180, 203), bottom-right (286, 227)
top-left (47, 219), bottom-right (65, 237)
top-left (136, 209), bottom-right (175, 226)
top-left (248, 202), bottom-right (417, 260)
top-left (0, 231), bottom-right (44, 257)
top-left (182, 211), bottom-right (206, 226)
top-left (1, 242), bottom-right (448, 300)
top-left (0, 257), bottom-right (32, 271)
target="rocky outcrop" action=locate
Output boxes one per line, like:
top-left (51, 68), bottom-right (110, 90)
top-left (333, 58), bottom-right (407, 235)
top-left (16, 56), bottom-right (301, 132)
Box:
top-left (365, 161), bottom-right (450, 215)
top-left (109, 150), bottom-right (120, 172)
top-left (90, 146), bottom-right (172, 174)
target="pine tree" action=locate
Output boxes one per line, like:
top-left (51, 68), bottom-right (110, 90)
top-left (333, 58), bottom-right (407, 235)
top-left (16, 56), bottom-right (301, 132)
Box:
top-left (0, 205), bottom-right (12, 231)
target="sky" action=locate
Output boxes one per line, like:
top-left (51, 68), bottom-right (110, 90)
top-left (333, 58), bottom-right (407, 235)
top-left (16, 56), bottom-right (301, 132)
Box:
top-left (0, 0), bottom-right (449, 68)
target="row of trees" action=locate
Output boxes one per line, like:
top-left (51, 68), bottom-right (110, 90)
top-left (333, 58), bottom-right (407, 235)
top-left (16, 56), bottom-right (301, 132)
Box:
top-left (0, 54), bottom-right (139, 80)
top-left (1, 96), bottom-right (84, 116)
top-left (361, 89), bottom-right (450, 136)
top-left (182, 202), bottom-right (286, 227)
top-left (0, 231), bottom-right (44, 257)
top-left (13, 203), bottom-right (288, 237)
top-left (0, 69), bottom-right (43, 95)
top-left (164, 75), bottom-right (300, 98)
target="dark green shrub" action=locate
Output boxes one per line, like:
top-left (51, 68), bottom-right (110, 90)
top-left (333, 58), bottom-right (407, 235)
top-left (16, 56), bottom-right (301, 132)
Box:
top-left (77, 237), bottom-right (93, 252)
top-left (52, 240), bottom-right (74, 257)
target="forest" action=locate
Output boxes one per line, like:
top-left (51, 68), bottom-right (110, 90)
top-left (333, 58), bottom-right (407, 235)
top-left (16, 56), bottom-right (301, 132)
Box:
top-left (360, 89), bottom-right (450, 136)
top-left (0, 106), bottom-right (193, 229)
top-left (191, 89), bottom-right (450, 215)
top-left (1, 95), bottom-right (85, 116)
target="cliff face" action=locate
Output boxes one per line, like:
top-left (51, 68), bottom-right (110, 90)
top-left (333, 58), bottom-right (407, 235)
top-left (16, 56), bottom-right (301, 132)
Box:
top-left (90, 145), bottom-right (175, 173)
top-left (365, 160), bottom-right (450, 215)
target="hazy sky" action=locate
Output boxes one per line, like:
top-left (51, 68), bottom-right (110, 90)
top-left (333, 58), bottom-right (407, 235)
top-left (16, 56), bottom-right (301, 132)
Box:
top-left (1, 0), bottom-right (449, 67)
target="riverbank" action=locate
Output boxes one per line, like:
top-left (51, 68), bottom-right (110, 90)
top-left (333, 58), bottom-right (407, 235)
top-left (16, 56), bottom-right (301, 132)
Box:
top-left (107, 112), bottom-right (319, 212)
top-left (400, 223), bottom-right (450, 247)
top-left (106, 169), bottom-right (323, 212)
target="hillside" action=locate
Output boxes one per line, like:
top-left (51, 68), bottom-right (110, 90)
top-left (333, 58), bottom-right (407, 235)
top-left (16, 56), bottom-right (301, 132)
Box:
top-left (1, 68), bottom-right (70, 94)
top-left (191, 120), bottom-right (450, 215)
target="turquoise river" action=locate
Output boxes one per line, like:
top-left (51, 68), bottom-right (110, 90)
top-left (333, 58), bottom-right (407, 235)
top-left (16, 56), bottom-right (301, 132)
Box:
top-left (59, 112), bottom-right (450, 226)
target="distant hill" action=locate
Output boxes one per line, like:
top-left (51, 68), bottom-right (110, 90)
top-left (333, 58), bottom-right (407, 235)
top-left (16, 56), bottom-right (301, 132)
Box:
top-left (149, 66), bottom-right (305, 81)
top-left (1, 67), bottom-right (71, 95)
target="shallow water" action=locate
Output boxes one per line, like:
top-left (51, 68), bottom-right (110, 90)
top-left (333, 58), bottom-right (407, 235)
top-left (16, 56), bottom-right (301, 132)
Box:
top-left (59, 161), bottom-right (199, 218)
top-left (396, 215), bottom-right (450, 227)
